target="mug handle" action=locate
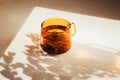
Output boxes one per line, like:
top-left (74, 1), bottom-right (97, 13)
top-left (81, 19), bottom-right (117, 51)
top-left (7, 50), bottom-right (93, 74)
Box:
top-left (70, 22), bottom-right (76, 36)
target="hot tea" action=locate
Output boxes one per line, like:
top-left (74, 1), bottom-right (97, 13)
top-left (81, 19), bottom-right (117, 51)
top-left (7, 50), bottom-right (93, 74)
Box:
top-left (40, 25), bottom-right (71, 55)
top-left (40, 18), bottom-right (76, 55)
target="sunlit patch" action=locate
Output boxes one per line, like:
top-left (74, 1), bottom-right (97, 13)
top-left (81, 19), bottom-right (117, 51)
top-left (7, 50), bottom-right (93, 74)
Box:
top-left (0, 74), bottom-right (9, 80)
top-left (111, 69), bottom-right (118, 74)
top-left (110, 56), bottom-right (120, 74)
top-left (74, 50), bottom-right (90, 59)
top-left (0, 65), bottom-right (4, 71)
top-left (11, 68), bottom-right (32, 80)
top-left (115, 56), bottom-right (120, 70)
top-left (90, 44), bottom-right (118, 53)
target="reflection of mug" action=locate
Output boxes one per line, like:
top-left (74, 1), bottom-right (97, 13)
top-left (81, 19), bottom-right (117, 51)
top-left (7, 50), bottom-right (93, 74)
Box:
top-left (40, 18), bottom-right (76, 55)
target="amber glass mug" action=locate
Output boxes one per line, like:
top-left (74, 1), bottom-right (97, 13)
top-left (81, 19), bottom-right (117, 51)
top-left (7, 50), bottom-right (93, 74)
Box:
top-left (40, 18), bottom-right (76, 55)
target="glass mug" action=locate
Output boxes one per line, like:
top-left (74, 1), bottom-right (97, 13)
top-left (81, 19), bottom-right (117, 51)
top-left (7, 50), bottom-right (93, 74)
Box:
top-left (40, 18), bottom-right (76, 55)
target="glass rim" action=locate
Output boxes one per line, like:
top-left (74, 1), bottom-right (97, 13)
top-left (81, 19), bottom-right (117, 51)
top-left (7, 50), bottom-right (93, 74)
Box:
top-left (41, 18), bottom-right (71, 28)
